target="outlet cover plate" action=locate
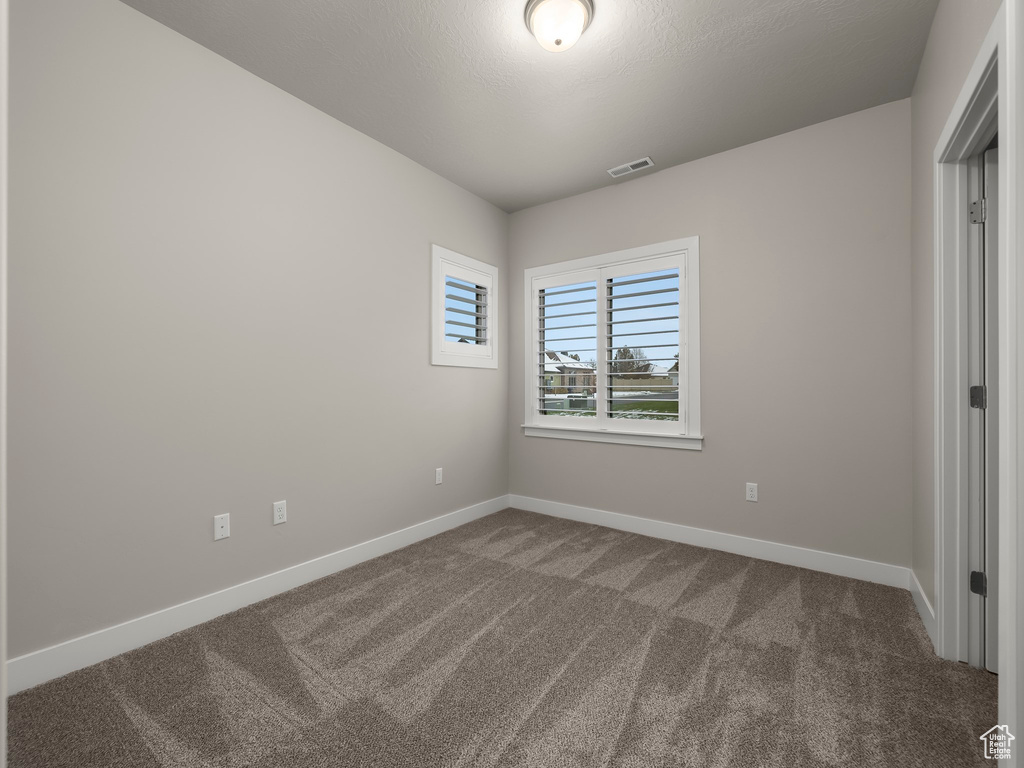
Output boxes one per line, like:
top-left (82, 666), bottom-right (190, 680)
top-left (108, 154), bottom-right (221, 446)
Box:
top-left (214, 513), bottom-right (230, 540)
top-left (273, 500), bottom-right (287, 525)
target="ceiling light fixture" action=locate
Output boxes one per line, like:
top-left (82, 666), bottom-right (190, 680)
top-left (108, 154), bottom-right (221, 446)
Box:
top-left (524, 0), bottom-right (594, 53)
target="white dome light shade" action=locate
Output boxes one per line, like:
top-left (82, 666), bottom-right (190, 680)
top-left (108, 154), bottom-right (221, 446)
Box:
top-left (525, 0), bottom-right (594, 53)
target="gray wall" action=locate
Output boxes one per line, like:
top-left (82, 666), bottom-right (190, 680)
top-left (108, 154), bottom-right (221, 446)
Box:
top-left (8, 0), bottom-right (508, 657)
top-left (508, 100), bottom-right (914, 568)
top-left (909, 0), bottom-right (1002, 606)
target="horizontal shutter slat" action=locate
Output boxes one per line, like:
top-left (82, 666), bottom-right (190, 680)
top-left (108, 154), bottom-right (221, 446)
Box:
top-left (606, 357), bottom-right (679, 363)
top-left (608, 287), bottom-right (679, 301)
top-left (541, 297), bottom-right (598, 309)
top-left (446, 319), bottom-right (483, 330)
top-left (446, 333), bottom-right (486, 341)
top-left (445, 279), bottom-right (485, 290)
top-left (608, 314), bottom-right (678, 325)
top-left (445, 293), bottom-right (488, 307)
top-left (541, 310), bottom-right (598, 320)
top-left (611, 328), bottom-right (679, 338)
top-left (606, 343), bottom-right (679, 350)
top-left (538, 322), bottom-right (600, 332)
top-left (541, 335), bottom-right (596, 343)
top-left (608, 301), bottom-right (678, 313)
top-left (607, 273), bottom-right (679, 289)
top-left (541, 285), bottom-right (598, 298)
top-left (446, 306), bottom-right (487, 318)
top-left (606, 385), bottom-right (679, 389)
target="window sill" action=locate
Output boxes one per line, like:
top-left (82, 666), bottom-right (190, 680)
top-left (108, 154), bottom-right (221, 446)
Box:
top-left (522, 424), bottom-right (703, 450)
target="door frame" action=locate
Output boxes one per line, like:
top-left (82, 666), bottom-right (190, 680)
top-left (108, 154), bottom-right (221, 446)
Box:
top-left (0, 0), bottom-right (8, 765)
top-left (1, 0), bottom-right (9, 764)
top-left (934, 10), bottom-right (1024, 748)
top-left (1003, 0), bottom-right (1023, 754)
top-left (933, 9), bottom-right (1001, 665)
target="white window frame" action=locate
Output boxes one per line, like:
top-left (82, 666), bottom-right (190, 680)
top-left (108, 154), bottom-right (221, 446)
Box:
top-left (431, 244), bottom-right (498, 369)
top-left (523, 237), bottom-right (701, 450)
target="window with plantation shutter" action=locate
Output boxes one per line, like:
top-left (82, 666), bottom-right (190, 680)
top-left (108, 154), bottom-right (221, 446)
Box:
top-left (538, 279), bottom-right (598, 418)
top-left (607, 267), bottom-right (680, 423)
top-left (524, 237), bottom-right (701, 449)
top-left (432, 245), bottom-right (498, 369)
top-left (445, 275), bottom-right (488, 346)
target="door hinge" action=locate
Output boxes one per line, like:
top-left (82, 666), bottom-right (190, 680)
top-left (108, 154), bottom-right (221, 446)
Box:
top-left (970, 198), bottom-right (987, 224)
top-left (970, 570), bottom-right (988, 597)
top-left (970, 385), bottom-right (987, 409)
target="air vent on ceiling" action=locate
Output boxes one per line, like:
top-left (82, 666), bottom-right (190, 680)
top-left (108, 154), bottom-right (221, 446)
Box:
top-left (607, 156), bottom-right (654, 178)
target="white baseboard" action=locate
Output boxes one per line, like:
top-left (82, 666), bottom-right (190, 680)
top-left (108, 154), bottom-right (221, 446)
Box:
top-left (511, 495), bottom-right (913, 590)
top-left (909, 568), bottom-right (939, 653)
top-left (8, 493), bottom-right (930, 695)
top-left (6, 495), bottom-right (510, 695)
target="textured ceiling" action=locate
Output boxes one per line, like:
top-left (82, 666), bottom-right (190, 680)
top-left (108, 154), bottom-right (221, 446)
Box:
top-left (119, 0), bottom-right (939, 212)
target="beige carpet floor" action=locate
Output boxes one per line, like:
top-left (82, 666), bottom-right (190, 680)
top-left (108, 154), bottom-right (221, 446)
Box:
top-left (8, 508), bottom-right (997, 767)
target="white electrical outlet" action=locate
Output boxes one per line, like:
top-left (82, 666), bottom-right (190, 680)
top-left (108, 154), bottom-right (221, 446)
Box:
top-left (273, 500), bottom-right (287, 525)
top-left (435, 468), bottom-right (443, 485)
top-left (746, 483), bottom-right (758, 502)
top-left (214, 513), bottom-right (230, 540)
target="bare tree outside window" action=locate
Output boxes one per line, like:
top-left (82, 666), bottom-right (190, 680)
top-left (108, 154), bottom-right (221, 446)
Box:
top-left (609, 346), bottom-right (651, 374)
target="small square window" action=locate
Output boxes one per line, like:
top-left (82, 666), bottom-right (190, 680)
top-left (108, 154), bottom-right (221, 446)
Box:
top-left (431, 244), bottom-right (498, 369)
